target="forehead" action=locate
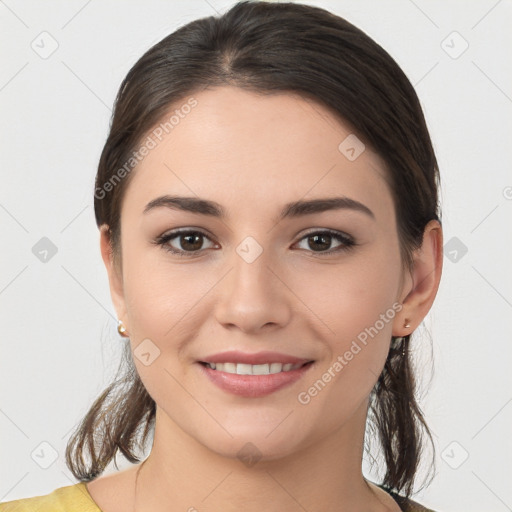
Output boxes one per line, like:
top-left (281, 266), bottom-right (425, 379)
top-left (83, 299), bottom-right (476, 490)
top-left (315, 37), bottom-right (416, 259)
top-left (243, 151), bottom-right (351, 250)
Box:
top-left (122, 86), bottom-right (393, 221)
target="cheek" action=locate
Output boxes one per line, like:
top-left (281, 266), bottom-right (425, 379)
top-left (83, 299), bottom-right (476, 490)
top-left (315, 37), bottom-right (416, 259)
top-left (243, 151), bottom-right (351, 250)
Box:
top-left (121, 251), bottom-right (208, 408)
top-left (291, 244), bottom-right (401, 399)
top-left (120, 239), bottom-right (204, 337)
top-left (293, 246), bottom-right (401, 341)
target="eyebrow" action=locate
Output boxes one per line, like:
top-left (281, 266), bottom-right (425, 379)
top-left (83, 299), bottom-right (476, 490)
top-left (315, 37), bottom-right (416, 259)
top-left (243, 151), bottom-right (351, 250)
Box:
top-left (143, 195), bottom-right (375, 220)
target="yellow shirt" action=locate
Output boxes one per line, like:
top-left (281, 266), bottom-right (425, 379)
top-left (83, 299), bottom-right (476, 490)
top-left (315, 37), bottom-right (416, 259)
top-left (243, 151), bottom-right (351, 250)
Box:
top-left (0, 483), bottom-right (101, 512)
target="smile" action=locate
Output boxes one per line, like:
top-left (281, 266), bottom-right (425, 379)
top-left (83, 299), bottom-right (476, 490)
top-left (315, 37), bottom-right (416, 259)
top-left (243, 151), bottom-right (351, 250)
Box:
top-left (198, 361), bottom-right (315, 397)
top-left (201, 361), bottom-right (307, 375)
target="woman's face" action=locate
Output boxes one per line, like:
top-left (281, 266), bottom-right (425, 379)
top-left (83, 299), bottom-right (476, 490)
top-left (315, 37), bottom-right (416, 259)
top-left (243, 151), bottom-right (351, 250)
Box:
top-left (104, 86), bottom-right (414, 460)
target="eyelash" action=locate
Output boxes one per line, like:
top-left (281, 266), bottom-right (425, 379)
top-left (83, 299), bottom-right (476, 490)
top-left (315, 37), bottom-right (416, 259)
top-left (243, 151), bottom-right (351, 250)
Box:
top-left (153, 228), bottom-right (356, 258)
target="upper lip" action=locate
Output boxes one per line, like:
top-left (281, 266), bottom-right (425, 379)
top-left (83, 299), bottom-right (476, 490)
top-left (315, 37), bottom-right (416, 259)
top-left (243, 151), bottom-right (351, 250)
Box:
top-left (199, 350), bottom-right (313, 365)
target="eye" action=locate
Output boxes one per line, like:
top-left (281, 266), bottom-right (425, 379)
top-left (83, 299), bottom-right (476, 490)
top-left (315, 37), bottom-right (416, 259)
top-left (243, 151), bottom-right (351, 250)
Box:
top-left (153, 229), bottom-right (217, 256)
top-left (294, 229), bottom-right (356, 255)
top-left (153, 228), bottom-right (356, 257)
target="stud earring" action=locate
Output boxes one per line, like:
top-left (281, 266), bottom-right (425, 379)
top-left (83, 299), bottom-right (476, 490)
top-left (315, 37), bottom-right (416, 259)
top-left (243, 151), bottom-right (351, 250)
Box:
top-left (117, 320), bottom-right (129, 337)
top-left (403, 319), bottom-right (411, 329)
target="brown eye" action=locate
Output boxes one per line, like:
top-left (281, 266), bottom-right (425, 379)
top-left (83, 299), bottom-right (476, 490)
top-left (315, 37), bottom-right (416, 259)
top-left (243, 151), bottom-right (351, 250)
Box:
top-left (306, 233), bottom-right (332, 252)
top-left (155, 229), bottom-right (216, 255)
top-left (295, 230), bottom-right (355, 255)
top-left (179, 233), bottom-right (204, 251)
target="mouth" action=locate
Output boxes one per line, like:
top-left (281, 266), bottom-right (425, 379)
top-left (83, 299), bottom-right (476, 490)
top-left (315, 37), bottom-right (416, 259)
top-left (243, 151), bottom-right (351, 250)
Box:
top-left (197, 360), bottom-right (315, 397)
top-left (198, 360), bottom-right (314, 375)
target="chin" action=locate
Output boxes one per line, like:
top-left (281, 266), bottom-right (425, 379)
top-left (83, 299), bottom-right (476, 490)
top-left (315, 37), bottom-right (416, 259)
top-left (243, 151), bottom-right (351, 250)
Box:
top-left (209, 437), bottom-right (301, 465)
top-left (192, 420), bottom-right (311, 465)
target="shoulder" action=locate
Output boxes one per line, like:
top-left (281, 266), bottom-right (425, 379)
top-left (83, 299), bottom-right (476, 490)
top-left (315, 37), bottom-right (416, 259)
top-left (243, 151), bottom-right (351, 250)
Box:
top-left (0, 483), bottom-right (101, 512)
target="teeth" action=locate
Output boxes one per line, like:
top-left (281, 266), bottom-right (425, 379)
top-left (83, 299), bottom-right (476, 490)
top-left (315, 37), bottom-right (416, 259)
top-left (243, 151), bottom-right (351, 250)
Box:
top-left (253, 364), bottom-right (270, 375)
top-left (269, 362), bottom-right (282, 374)
top-left (236, 363), bottom-right (253, 375)
top-left (223, 362), bottom-right (236, 373)
top-left (207, 362), bottom-right (303, 375)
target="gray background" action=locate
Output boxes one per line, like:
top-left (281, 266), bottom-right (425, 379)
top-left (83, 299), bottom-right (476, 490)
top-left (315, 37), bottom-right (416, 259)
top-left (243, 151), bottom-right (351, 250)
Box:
top-left (1, 1), bottom-right (511, 511)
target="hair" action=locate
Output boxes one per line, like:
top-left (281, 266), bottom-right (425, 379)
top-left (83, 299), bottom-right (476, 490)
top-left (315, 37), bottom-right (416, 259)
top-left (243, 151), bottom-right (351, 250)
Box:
top-left (66, 0), bottom-right (440, 499)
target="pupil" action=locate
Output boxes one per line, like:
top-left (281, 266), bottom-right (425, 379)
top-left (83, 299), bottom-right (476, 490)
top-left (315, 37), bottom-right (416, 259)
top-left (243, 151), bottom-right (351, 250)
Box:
top-left (309, 234), bottom-right (331, 251)
top-left (182, 233), bottom-right (202, 251)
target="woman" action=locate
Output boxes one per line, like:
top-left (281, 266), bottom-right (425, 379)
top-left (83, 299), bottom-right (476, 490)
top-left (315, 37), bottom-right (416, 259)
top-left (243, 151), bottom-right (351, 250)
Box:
top-left (1, 1), bottom-right (443, 511)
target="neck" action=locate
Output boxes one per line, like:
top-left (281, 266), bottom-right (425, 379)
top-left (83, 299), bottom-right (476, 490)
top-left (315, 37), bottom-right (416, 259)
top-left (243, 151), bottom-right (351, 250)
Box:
top-left (135, 399), bottom-right (389, 512)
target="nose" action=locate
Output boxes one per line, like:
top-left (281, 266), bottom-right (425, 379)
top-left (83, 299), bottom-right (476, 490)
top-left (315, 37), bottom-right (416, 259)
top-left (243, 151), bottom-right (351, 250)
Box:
top-left (214, 247), bottom-right (292, 334)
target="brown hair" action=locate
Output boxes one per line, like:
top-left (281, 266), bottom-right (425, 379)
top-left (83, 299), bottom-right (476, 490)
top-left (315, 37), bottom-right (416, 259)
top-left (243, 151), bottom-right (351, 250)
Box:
top-left (66, 0), bottom-right (440, 498)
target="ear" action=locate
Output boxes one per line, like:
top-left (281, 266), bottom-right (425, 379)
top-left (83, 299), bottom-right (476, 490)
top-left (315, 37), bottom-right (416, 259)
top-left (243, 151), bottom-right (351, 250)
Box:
top-left (99, 225), bottom-right (128, 328)
top-left (393, 219), bottom-right (443, 336)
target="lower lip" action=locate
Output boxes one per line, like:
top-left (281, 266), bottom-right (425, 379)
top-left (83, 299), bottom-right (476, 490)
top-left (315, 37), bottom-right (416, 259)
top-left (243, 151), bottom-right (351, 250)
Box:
top-left (197, 362), bottom-right (314, 398)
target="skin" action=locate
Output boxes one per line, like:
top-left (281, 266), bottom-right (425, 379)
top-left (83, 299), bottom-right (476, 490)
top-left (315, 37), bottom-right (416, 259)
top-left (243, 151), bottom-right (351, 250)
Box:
top-left (88, 86), bottom-right (443, 512)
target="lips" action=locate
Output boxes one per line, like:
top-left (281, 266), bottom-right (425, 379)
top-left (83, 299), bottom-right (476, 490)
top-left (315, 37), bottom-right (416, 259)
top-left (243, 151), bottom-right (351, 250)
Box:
top-left (196, 350), bottom-right (315, 397)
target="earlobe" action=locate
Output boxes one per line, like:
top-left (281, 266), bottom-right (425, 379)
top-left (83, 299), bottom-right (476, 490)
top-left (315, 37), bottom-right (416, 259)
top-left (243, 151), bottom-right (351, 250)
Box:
top-left (393, 219), bottom-right (443, 336)
top-left (99, 225), bottom-right (128, 327)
